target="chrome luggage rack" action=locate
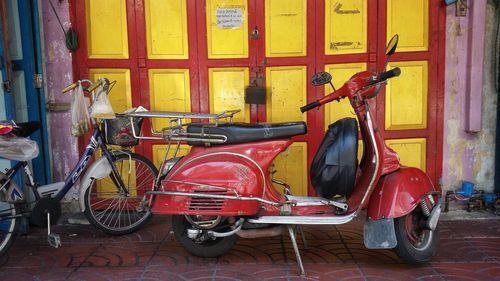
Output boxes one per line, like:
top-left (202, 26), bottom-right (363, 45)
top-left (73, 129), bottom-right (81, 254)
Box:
top-left (121, 109), bottom-right (240, 177)
top-left (121, 109), bottom-right (241, 144)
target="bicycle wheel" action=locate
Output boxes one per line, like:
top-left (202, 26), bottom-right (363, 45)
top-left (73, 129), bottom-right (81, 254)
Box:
top-left (84, 152), bottom-right (158, 235)
top-left (0, 202), bottom-right (19, 257)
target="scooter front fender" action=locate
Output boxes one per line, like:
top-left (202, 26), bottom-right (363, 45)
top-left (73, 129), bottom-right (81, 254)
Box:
top-left (367, 167), bottom-right (437, 220)
top-left (78, 157), bottom-right (112, 211)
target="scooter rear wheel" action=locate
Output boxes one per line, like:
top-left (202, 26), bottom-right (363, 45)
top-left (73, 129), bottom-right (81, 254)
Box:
top-left (172, 215), bottom-right (238, 257)
top-left (393, 206), bottom-right (439, 263)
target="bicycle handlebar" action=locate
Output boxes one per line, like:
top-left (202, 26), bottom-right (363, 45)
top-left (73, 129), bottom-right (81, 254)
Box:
top-left (62, 82), bottom-right (78, 94)
top-left (62, 78), bottom-right (110, 96)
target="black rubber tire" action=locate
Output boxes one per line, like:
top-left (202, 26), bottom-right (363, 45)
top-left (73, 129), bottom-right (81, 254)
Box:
top-left (172, 215), bottom-right (238, 257)
top-left (0, 203), bottom-right (19, 257)
top-left (84, 153), bottom-right (158, 235)
top-left (393, 206), bottom-right (439, 263)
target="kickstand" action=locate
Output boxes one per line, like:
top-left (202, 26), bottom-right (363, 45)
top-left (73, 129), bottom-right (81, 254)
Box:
top-left (47, 212), bottom-right (61, 248)
top-left (296, 225), bottom-right (308, 250)
top-left (287, 225), bottom-right (306, 277)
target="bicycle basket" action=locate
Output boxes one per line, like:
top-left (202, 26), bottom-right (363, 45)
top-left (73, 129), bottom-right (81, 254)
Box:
top-left (103, 116), bottom-right (143, 146)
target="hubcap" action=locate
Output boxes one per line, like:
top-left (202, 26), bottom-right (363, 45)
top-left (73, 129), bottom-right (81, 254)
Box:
top-left (405, 210), bottom-right (433, 251)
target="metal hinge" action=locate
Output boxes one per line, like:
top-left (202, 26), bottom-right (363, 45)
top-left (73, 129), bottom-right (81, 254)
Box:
top-left (3, 80), bottom-right (11, 92)
top-left (34, 73), bottom-right (43, 89)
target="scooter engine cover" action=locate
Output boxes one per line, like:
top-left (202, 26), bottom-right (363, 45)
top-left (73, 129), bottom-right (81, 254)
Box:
top-left (310, 118), bottom-right (358, 198)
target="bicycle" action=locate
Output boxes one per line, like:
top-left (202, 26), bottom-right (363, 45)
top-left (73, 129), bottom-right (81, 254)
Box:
top-left (0, 78), bottom-right (158, 257)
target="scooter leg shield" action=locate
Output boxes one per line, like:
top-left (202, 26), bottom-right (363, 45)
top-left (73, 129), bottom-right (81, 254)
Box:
top-left (366, 167), bottom-right (438, 221)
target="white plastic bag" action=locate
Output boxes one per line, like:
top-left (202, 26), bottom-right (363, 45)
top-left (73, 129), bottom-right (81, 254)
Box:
top-left (90, 86), bottom-right (115, 119)
top-left (71, 84), bottom-right (90, 136)
top-left (0, 136), bottom-right (39, 161)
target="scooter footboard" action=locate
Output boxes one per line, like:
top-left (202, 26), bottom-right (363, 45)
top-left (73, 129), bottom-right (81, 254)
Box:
top-left (367, 167), bottom-right (438, 220)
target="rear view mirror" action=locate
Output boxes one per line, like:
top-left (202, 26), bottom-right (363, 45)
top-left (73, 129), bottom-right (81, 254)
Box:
top-left (311, 72), bottom-right (332, 86)
top-left (385, 35), bottom-right (399, 56)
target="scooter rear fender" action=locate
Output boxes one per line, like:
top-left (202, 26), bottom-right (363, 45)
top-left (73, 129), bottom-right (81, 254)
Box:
top-left (367, 167), bottom-right (438, 220)
top-left (152, 141), bottom-right (290, 216)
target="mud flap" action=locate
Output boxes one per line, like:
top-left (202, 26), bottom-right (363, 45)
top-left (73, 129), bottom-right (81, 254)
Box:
top-left (363, 218), bottom-right (397, 249)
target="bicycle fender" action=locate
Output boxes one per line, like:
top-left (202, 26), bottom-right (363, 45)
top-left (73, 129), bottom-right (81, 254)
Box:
top-left (78, 157), bottom-right (112, 211)
top-left (367, 167), bottom-right (437, 220)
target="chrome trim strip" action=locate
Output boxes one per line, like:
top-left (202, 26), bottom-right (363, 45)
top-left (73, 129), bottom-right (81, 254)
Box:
top-left (247, 212), bottom-right (358, 225)
top-left (147, 190), bottom-right (282, 207)
top-left (359, 111), bottom-right (380, 208)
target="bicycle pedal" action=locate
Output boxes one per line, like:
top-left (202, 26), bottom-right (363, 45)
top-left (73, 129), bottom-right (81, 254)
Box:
top-left (48, 233), bottom-right (61, 248)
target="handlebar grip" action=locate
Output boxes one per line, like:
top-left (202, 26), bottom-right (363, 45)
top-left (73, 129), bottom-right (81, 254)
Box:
top-left (300, 101), bottom-right (321, 113)
top-left (378, 67), bottom-right (401, 81)
top-left (61, 82), bottom-right (78, 94)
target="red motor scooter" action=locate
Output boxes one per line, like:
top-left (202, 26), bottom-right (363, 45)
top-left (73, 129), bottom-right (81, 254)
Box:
top-left (132, 35), bottom-right (442, 276)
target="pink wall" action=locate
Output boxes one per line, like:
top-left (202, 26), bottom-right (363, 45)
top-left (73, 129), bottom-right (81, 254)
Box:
top-left (442, 2), bottom-right (497, 192)
top-left (42, 0), bottom-right (79, 199)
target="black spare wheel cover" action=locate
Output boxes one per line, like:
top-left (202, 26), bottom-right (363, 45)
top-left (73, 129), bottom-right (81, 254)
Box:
top-left (310, 118), bottom-right (358, 198)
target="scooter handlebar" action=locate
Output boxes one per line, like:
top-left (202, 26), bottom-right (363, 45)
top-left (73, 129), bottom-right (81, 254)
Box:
top-left (377, 67), bottom-right (401, 82)
top-left (300, 100), bottom-right (321, 113)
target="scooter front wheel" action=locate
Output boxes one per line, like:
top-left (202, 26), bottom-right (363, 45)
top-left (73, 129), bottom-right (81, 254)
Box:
top-left (393, 206), bottom-right (439, 263)
top-left (172, 215), bottom-right (238, 257)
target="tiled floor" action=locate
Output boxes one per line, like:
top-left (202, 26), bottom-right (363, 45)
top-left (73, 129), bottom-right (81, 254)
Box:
top-left (0, 215), bottom-right (499, 280)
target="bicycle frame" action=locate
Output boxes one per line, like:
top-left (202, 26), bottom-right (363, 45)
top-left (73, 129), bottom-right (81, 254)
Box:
top-left (0, 126), bottom-right (127, 220)
top-left (52, 127), bottom-right (119, 201)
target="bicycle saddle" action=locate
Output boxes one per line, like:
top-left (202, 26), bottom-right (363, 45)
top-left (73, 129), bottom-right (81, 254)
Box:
top-left (12, 122), bottom-right (41, 138)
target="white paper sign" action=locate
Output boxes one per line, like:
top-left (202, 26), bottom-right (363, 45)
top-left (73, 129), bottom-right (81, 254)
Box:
top-left (216, 8), bottom-right (243, 29)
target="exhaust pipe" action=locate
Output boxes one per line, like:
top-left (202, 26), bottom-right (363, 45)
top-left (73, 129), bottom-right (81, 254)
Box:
top-left (236, 225), bottom-right (284, 238)
top-left (206, 218), bottom-right (284, 239)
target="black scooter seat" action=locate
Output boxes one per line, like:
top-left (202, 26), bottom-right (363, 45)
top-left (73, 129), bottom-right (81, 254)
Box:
top-left (187, 122), bottom-right (307, 146)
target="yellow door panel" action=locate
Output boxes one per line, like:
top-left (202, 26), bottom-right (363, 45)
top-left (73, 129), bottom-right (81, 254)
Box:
top-left (149, 69), bottom-right (191, 132)
top-left (271, 142), bottom-right (307, 196)
top-left (266, 66), bottom-right (307, 123)
top-left (324, 63), bottom-right (366, 129)
top-left (385, 61), bottom-right (428, 130)
top-left (209, 68), bottom-right (250, 122)
top-left (96, 146), bottom-right (137, 197)
top-left (357, 140), bottom-right (364, 163)
top-left (89, 69), bottom-right (132, 113)
top-left (387, 0), bottom-right (428, 52)
top-left (386, 138), bottom-right (426, 171)
top-left (153, 144), bottom-right (191, 168)
top-left (145, 0), bottom-right (189, 59)
top-left (325, 0), bottom-right (367, 55)
top-left (206, 0), bottom-right (248, 58)
top-left (86, 0), bottom-right (129, 59)
top-left (265, 0), bottom-right (307, 57)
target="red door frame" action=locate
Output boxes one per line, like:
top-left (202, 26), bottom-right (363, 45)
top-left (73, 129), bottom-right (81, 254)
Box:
top-left (69, 0), bottom-right (445, 191)
top-left (313, 0), bottom-right (379, 196)
top-left (253, 0), bottom-right (317, 194)
top-left (374, 0), bottom-right (446, 187)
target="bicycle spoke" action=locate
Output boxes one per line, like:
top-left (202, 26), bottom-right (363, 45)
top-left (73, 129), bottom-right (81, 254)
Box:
top-left (84, 154), bottom-right (158, 235)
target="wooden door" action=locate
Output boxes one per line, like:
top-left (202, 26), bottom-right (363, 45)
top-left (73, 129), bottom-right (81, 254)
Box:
top-left (73, 0), bottom-right (444, 196)
top-left (379, 0), bottom-right (443, 186)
